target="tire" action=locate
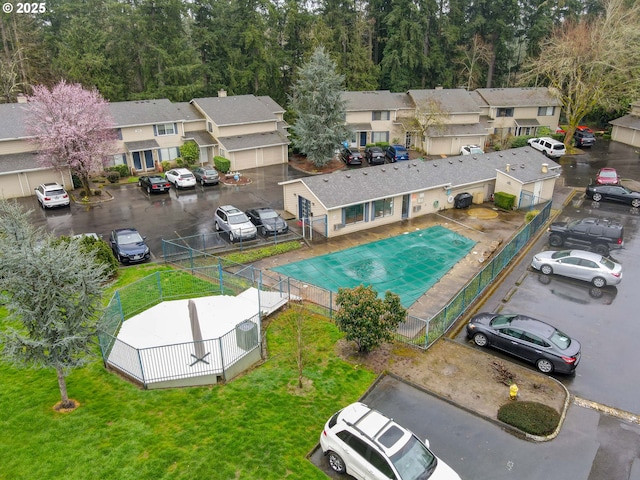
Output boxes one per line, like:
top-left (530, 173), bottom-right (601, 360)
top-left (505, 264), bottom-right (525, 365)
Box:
top-left (215, 221), bottom-right (220, 231)
top-left (592, 276), bottom-right (606, 288)
top-left (327, 451), bottom-right (346, 474)
top-left (229, 232), bottom-right (235, 242)
top-left (540, 264), bottom-right (553, 275)
top-left (473, 333), bottom-right (488, 347)
top-left (201, 179), bottom-right (205, 186)
top-left (261, 227), bottom-right (267, 236)
top-left (548, 234), bottom-right (563, 247)
top-left (138, 180), bottom-right (142, 187)
top-left (536, 358), bottom-right (554, 374)
top-left (593, 244), bottom-right (609, 256)
top-left (592, 192), bottom-right (603, 202)
top-left (632, 199), bottom-right (640, 208)
top-left (39, 199), bottom-right (45, 209)
top-left (146, 186), bottom-right (151, 194)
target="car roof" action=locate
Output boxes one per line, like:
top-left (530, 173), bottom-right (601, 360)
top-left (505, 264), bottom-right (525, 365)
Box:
top-left (506, 315), bottom-right (556, 337)
top-left (42, 182), bottom-right (64, 188)
top-left (173, 168), bottom-right (192, 173)
top-left (567, 249), bottom-right (605, 261)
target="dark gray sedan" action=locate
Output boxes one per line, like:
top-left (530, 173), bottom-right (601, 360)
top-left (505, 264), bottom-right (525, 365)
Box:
top-left (466, 313), bottom-right (581, 374)
top-left (246, 207), bottom-right (289, 236)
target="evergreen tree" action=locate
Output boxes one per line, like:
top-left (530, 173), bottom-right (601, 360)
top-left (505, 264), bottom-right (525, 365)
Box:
top-left (0, 200), bottom-right (110, 410)
top-left (289, 47), bottom-right (352, 167)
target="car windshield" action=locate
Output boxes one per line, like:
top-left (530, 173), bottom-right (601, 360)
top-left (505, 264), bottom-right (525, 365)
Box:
top-left (389, 435), bottom-right (436, 480)
top-left (117, 232), bottom-right (144, 244)
top-left (489, 314), bottom-right (516, 327)
top-left (259, 210), bottom-right (279, 219)
top-left (228, 213), bottom-right (249, 224)
top-left (550, 250), bottom-right (572, 259)
top-left (549, 329), bottom-right (571, 350)
top-left (599, 171), bottom-right (617, 179)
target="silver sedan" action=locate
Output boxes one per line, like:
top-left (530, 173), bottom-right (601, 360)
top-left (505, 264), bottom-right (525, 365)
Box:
top-left (531, 249), bottom-right (622, 287)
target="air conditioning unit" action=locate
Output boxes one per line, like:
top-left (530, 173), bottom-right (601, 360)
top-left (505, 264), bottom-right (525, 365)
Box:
top-left (334, 223), bottom-right (345, 230)
top-left (412, 205), bottom-right (421, 213)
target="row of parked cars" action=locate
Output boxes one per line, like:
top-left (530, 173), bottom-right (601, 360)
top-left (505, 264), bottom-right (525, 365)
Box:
top-left (339, 144), bottom-right (409, 166)
top-left (139, 166), bottom-right (220, 192)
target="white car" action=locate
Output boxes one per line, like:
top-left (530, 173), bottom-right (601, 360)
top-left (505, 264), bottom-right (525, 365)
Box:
top-left (527, 137), bottom-right (566, 158)
top-left (320, 402), bottom-right (461, 480)
top-left (460, 145), bottom-right (484, 155)
top-left (165, 168), bottom-right (196, 188)
top-left (531, 249), bottom-right (622, 287)
top-left (34, 183), bottom-right (70, 208)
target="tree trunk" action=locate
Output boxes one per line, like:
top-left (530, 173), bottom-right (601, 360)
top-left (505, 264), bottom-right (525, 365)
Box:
top-left (56, 367), bottom-right (73, 408)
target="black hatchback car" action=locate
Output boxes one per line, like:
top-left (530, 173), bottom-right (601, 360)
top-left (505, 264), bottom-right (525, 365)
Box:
top-left (109, 227), bottom-right (151, 264)
top-left (585, 184), bottom-right (640, 208)
top-left (466, 313), bottom-right (581, 374)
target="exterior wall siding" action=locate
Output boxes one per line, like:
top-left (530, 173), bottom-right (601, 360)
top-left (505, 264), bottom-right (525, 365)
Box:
top-left (218, 121), bottom-right (278, 137)
top-left (0, 139), bottom-right (36, 154)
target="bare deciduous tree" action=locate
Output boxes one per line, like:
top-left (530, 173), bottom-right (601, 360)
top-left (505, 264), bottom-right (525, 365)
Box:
top-left (519, 0), bottom-right (640, 142)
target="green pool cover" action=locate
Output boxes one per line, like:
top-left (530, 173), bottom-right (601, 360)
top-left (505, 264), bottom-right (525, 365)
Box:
top-left (272, 225), bottom-right (476, 307)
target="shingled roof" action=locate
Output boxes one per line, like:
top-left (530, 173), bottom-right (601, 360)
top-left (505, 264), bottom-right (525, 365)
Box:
top-left (281, 147), bottom-right (560, 210)
top-left (342, 91), bottom-right (415, 111)
top-left (192, 95), bottom-right (282, 126)
top-left (474, 88), bottom-right (560, 108)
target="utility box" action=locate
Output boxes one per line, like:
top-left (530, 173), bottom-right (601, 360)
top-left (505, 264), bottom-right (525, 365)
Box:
top-left (236, 320), bottom-right (258, 350)
top-left (454, 192), bottom-right (473, 209)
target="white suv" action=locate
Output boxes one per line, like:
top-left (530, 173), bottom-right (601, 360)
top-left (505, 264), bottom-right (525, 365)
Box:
top-left (527, 137), bottom-right (566, 158)
top-left (165, 168), bottom-right (196, 188)
top-left (214, 205), bottom-right (257, 242)
top-left (34, 183), bottom-right (70, 208)
top-left (320, 402), bottom-right (461, 480)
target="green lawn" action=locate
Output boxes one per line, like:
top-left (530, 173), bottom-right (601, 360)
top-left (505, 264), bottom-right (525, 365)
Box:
top-left (1, 264), bottom-right (376, 479)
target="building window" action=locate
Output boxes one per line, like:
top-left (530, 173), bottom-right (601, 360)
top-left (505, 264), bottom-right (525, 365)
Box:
top-left (113, 153), bottom-right (126, 165)
top-left (154, 123), bottom-right (177, 136)
top-left (497, 108), bottom-right (514, 117)
top-left (372, 111), bottom-right (390, 121)
top-left (343, 204), bottom-right (365, 225)
top-left (159, 147), bottom-right (180, 161)
top-left (371, 131), bottom-right (389, 143)
top-left (373, 198), bottom-right (393, 218)
top-left (537, 106), bottom-right (555, 116)
top-left (207, 121), bottom-right (213, 133)
top-left (116, 128), bottom-right (122, 140)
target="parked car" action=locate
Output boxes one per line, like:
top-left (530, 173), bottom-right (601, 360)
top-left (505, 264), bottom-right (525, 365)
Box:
top-left (320, 402), bottom-right (461, 480)
top-left (547, 217), bottom-right (623, 256)
top-left (165, 168), bottom-right (196, 188)
top-left (385, 144), bottom-right (409, 162)
top-left (364, 146), bottom-right (386, 165)
top-left (466, 313), bottom-right (581, 374)
top-left (109, 227), bottom-right (150, 264)
top-left (192, 166), bottom-right (219, 186)
top-left (531, 249), bottom-right (622, 287)
top-left (574, 130), bottom-right (596, 148)
top-left (460, 145), bottom-right (484, 155)
top-left (527, 137), bottom-right (566, 158)
top-left (214, 205), bottom-right (257, 242)
top-left (595, 167), bottom-right (619, 185)
top-left (340, 147), bottom-right (363, 166)
top-left (585, 183), bottom-right (640, 208)
top-left (138, 175), bottom-right (171, 194)
top-left (246, 207), bottom-right (288, 236)
top-left (34, 183), bottom-right (70, 209)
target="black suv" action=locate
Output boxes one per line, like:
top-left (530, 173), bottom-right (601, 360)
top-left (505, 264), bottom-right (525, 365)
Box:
top-left (547, 217), bottom-right (623, 256)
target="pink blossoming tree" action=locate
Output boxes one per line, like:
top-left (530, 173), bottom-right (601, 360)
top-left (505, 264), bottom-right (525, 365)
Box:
top-left (25, 80), bottom-right (118, 196)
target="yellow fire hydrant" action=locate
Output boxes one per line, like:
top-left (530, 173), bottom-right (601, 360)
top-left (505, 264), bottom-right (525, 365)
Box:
top-left (509, 383), bottom-right (519, 400)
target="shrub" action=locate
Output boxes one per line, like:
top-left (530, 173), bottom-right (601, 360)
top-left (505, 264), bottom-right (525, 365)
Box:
top-left (214, 156), bottom-right (231, 173)
top-left (161, 160), bottom-right (171, 172)
top-left (53, 235), bottom-right (118, 278)
top-left (106, 171), bottom-right (120, 183)
top-left (498, 401), bottom-right (560, 436)
top-left (509, 136), bottom-right (530, 148)
top-left (180, 140), bottom-right (199, 167)
top-left (175, 157), bottom-right (184, 167)
top-left (107, 164), bottom-right (129, 178)
top-left (524, 209), bottom-right (540, 223)
top-left (72, 174), bottom-right (82, 188)
top-left (494, 191), bottom-right (516, 210)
